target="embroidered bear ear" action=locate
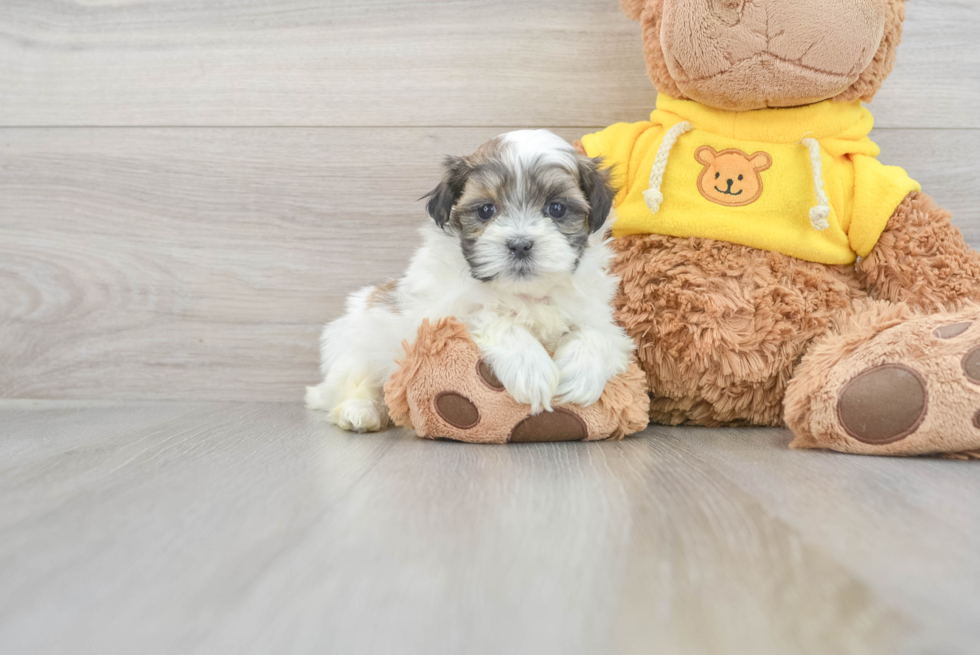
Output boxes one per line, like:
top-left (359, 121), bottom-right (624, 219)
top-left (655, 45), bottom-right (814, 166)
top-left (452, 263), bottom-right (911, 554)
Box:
top-left (695, 145), bottom-right (718, 166)
top-left (749, 151), bottom-right (773, 172)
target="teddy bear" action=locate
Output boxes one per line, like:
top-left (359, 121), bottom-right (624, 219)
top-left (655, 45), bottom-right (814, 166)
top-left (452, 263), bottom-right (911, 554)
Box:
top-left (387, 0), bottom-right (980, 457)
top-left (385, 318), bottom-right (650, 444)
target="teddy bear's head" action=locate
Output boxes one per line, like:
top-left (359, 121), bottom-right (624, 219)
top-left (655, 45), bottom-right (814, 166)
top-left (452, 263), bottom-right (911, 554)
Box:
top-left (621, 0), bottom-right (907, 112)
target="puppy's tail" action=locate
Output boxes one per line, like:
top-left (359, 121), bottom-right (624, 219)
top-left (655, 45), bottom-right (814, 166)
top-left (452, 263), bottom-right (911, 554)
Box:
top-left (305, 382), bottom-right (333, 411)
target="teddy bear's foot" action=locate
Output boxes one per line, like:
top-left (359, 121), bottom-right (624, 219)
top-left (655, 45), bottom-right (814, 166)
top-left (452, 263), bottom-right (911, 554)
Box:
top-left (384, 318), bottom-right (650, 444)
top-left (786, 302), bottom-right (980, 456)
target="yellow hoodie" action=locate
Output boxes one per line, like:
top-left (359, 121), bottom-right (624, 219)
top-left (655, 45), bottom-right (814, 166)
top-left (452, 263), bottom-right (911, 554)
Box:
top-left (581, 95), bottom-right (920, 265)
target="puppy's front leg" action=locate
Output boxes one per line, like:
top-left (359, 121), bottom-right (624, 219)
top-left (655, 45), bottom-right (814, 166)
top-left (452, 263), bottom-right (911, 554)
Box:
top-left (473, 321), bottom-right (560, 415)
top-left (553, 325), bottom-right (633, 407)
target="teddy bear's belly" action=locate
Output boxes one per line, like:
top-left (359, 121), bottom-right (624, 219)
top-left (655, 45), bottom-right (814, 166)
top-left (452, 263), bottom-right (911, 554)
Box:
top-left (611, 234), bottom-right (869, 427)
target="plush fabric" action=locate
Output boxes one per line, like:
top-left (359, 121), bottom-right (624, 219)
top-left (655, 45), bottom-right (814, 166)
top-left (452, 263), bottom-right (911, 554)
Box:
top-left (385, 318), bottom-right (650, 444)
top-left (610, 189), bottom-right (980, 450)
top-left (581, 95), bottom-right (920, 263)
top-left (786, 303), bottom-right (980, 457)
top-left (611, 233), bottom-right (865, 427)
top-left (657, 0), bottom-right (887, 110)
top-left (857, 192), bottom-right (980, 312)
top-left (624, 0), bottom-right (907, 112)
top-left (836, 0), bottom-right (907, 105)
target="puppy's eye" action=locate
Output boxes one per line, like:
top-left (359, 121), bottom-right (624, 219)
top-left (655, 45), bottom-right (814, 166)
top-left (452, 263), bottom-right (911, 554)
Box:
top-left (546, 202), bottom-right (567, 219)
top-left (715, 172), bottom-right (720, 180)
top-left (477, 204), bottom-right (496, 220)
top-left (738, 174), bottom-right (744, 181)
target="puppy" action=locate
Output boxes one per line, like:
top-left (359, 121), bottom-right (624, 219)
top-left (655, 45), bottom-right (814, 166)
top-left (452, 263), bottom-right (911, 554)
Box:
top-left (306, 130), bottom-right (635, 432)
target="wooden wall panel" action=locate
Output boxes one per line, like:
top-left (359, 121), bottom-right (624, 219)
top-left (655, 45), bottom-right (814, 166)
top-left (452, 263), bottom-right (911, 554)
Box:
top-left (2, 127), bottom-right (977, 401)
top-left (0, 0), bottom-right (976, 128)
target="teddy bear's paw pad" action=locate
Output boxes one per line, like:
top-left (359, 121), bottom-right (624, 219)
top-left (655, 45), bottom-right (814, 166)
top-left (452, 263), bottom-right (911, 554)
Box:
top-left (477, 360), bottom-right (505, 391)
top-left (837, 364), bottom-right (928, 445)
top-left (934, 321), bottom-right (973, 339)
top-left (962, 346), bottom-right (980, 384)
top-left (434, 392), bottom-right (480, 430)
top-left (509, 408), bottom-right (587, 443)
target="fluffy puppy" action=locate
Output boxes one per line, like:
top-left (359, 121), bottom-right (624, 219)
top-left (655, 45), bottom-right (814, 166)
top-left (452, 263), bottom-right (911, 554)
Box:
top-left (306, 130), bottom-right (635, 432)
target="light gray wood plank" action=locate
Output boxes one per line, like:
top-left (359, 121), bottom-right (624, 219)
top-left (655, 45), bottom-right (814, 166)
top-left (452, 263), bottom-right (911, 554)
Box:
top-left (1, 401), bottom-right (978, 655)
top-left (0, 0), bottom-right (656, 128)
top-left (0, 399), bottom-right (208, 473)
top-left (0, 0), bottom-right (976, 128)
top-left (871, 0), bottom-right (980, 129)
top-left (2, 127), bottom-right (978, 402)
top-left (653, 425), bottom-right (980, 655)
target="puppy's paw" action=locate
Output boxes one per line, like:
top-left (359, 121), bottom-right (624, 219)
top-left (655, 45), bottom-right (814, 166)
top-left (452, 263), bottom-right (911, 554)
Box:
top-left (553, 346), bottom-right (612, 408)
top-left (489, 348), bottom-right (560, 415)
top-left (331, 398), bottom-right (386, 433)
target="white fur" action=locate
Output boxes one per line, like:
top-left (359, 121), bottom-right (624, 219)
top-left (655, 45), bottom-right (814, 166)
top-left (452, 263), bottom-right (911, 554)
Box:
top-left (306, 130), bottom-right (636, 431)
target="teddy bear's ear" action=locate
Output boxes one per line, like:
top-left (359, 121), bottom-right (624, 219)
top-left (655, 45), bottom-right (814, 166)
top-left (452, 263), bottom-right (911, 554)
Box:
top-left (620, 0), bottom-right (647, 21)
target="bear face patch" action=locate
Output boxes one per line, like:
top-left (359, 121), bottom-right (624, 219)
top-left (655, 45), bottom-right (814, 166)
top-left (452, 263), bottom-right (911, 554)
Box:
top-left (695, 146), bottom-right (772, 207)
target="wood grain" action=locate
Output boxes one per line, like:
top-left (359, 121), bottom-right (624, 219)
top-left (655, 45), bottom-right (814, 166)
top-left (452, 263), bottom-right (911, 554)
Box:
top-left (0, 0), bottom-right (977, 128)
top-left (2, 127), bottom-right (978, 402)
top-left (1, 401), bottom-right (978, 655)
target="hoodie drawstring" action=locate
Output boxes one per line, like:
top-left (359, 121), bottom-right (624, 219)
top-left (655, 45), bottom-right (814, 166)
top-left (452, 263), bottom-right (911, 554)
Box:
top-left (801, 137), bottom-right (831, 231)
top-left (643, 121), bottom-right (693, 215)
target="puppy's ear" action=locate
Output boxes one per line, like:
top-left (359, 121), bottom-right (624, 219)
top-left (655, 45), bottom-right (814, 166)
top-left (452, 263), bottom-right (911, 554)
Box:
top-left (577, 156), bottom-right (616, 234)
top-left (423, 156), bottom-right (471, 229)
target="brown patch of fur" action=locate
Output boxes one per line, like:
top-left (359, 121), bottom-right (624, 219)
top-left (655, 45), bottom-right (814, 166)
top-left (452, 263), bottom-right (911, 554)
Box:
top-left (611, 234), bottom-right (866, 426)
top-left (438, 138), bottom-right (607, 272)
top-left (857, 192), bottom-right (980, 312)
top-left (367, 279), bottom-right (399, 309)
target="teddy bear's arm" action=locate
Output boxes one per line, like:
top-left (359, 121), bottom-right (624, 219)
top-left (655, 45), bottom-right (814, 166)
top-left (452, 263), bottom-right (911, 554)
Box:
top-left (856, 191), bottom-right (980, 311)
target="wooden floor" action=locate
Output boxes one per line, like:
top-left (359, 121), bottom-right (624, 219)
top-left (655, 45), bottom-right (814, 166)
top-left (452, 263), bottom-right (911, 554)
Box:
top-left (2, 400), bottom-right (979, 655)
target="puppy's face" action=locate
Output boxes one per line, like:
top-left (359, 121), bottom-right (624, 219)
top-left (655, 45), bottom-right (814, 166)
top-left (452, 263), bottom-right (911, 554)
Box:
top-left (425, 131), bottom-right (615, 285)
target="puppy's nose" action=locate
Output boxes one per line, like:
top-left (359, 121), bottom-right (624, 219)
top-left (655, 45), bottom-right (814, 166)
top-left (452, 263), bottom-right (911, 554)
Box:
top-left (507, 238), bottom-right (534, 258)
